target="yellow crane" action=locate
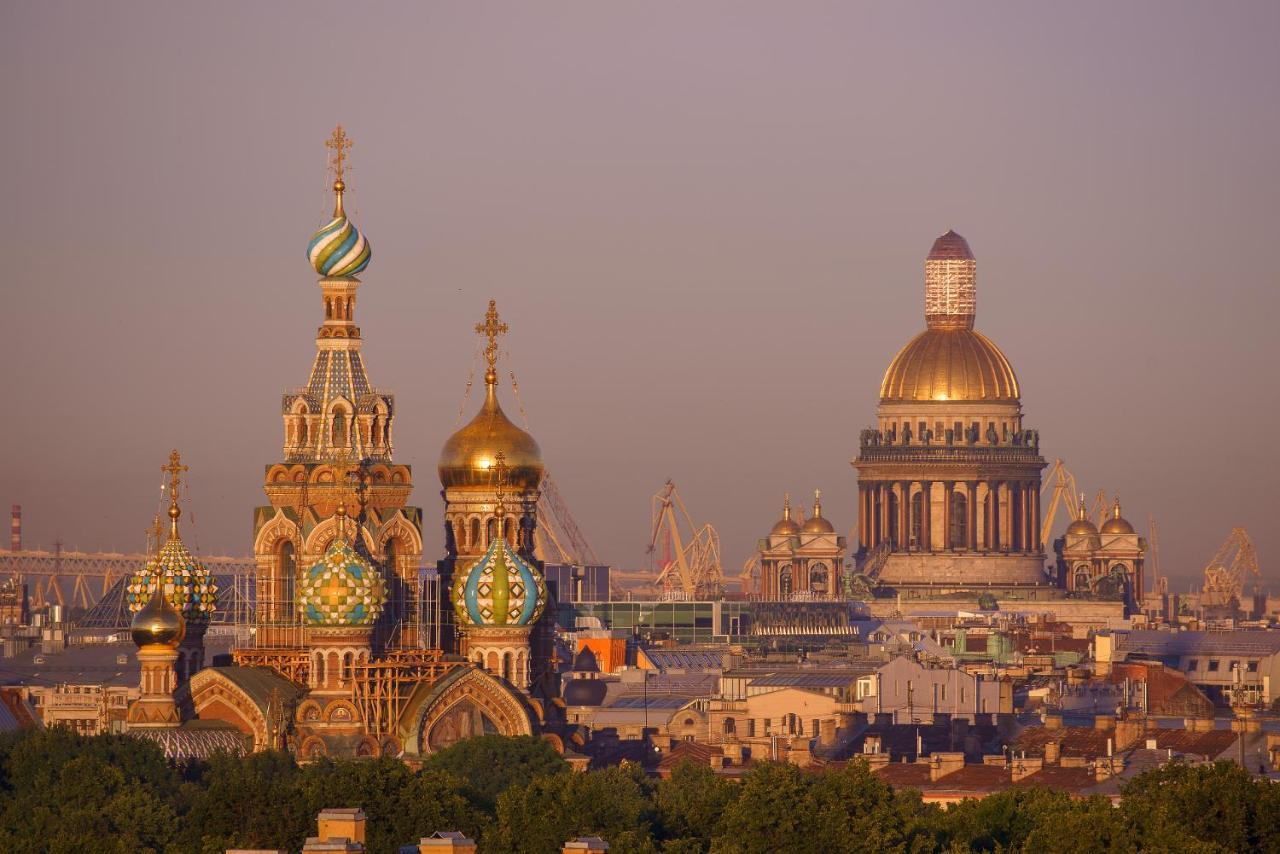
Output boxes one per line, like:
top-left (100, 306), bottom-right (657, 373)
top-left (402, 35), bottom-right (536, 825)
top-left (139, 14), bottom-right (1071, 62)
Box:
top-left (647, 480), bottom-right (723, 599)
top-left (1040, 459), bottom-right (1115, 547)
top-left (1200, 528), bottom-right (1261, 608)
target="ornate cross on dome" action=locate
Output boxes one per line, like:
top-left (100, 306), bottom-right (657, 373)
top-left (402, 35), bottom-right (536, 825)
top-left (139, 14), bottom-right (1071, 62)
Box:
top-left (492, 451), bottom-right (509, 519)
top-left (325, 125), bottom-right (352, 184)
top-left (161, 450), bottom-right (188, 536)
top-left (476, 299), bottom-right (508, 382)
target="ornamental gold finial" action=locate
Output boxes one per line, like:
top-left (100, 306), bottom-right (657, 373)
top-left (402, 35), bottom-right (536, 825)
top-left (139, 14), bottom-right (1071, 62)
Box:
top-left (783, 493), bottom-right (791, 521)
top-left (475, 300), bottom-right (509, 387)
top-left (492, 451), bottom-right (509, 520)
top-left (325, 125), bottom-right (353, 217)
top-left (161, 450), bottom-right (188, 536)
top-left (813, 489), bottom-right (823, 518)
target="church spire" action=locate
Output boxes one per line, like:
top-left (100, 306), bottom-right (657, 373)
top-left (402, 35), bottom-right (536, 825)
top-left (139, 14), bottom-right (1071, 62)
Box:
top-left (924, 230), bottom-right (976, 331)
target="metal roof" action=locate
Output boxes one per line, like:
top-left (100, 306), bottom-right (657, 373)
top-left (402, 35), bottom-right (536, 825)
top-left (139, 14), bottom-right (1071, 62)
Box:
top-left (1115, 630), bottom-right (1280, 658)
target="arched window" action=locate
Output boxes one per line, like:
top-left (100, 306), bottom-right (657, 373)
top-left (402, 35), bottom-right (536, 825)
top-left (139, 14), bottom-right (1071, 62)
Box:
top-left (332, 408), bottom-right (348, 447)
top-left (723, 717), bottom-right (736, 735)
top-left (779, 565), bottom-right (793, 597)
top-left (454, 520), bottom-right (465, 549)
top-left (502, 652), bottom-right (513, 682)
top-left (486, 651), bottom-right (499, 672)
top-left (486, 518), bottom-right (498, 546)
top-left (950, 491), bottom-right (968, 549)
top-left (314, 654), bottom-right (325, 688)
top-left (810, 564), bottom-right (829, 595)
top-left (1074, 565), bottom-right (1090, 591)
top-left (343, 652), bottom-right (354, 682)
top-left (470, 518), bottom-right (481, 549)
top-left (278, 540), bottom-right (296, 622)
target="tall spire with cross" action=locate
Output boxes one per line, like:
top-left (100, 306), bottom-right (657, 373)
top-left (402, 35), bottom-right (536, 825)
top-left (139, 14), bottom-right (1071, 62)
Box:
top-left (162, 449), bottom-right (188, 538)
top-left (476, 299), bottom-right (509, 388)
top-left (324, 125), bottom-right (352, 218)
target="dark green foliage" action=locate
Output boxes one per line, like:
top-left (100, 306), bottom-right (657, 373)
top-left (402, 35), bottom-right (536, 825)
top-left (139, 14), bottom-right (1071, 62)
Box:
top-left (422, 733), bottom-right (569, 810)
top-left (1, 730), bottom-right (1278, 853)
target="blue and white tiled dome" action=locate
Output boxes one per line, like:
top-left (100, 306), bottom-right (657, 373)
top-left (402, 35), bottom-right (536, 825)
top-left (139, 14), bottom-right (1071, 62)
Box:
top-left (452, 535), bottom-right (546, 629)
top-left (307, 204), bottom-right (371, 279)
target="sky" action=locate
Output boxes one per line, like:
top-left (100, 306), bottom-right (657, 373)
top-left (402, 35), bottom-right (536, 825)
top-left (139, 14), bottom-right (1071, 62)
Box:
top-left (2, 2), bottom-right (1278, 591)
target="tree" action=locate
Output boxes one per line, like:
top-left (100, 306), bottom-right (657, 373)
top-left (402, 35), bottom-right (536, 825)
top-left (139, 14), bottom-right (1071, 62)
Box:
top-left (423, 734), bottom-right (569, 811)
top-left (652, 760), bottom-right (740, 850)
top-left (177, 750), bottom-right (309, 853)
top-left (711, 763), bottom-right (813, 854)
top-left (491, 763), bottom-right (656, 853)
top-left (1119, 761), bottom-right (1278, 852)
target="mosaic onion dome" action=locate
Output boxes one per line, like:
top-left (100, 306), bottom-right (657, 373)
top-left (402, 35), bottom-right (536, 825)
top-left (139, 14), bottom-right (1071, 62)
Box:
top-left (307, 180), bottom-right (371, 279)
top-left (880, 231), bottom-right (1020, 403)
top-left (297, 515), bottom-right (387, 627)
top-left (770, 495), bottom-right (800, 536)
top-left (127, 504), bottom-right (217, 621)
top-left (452, 533), bottom-right (547, 628)
top-left (130, 579), bottom-right (185, 649)
top-left (1100, 498), bottom-right (1135, 535)
top-left (801, 491), bottom-right (835, 534)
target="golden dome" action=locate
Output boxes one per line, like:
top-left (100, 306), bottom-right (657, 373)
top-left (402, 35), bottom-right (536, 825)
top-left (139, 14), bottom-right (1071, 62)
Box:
top-left (439, 382), bottom-right (543, 490)
top-left (1100, 499), bottom-right (1134, 534)
top-left (130, 585), bottom-right (185, 649)
top-left (801, 490), bottom-right (835, 534)
top-left (880, 328), bottom-right (1019, 403)
top-left (770, 495), bottom-right (800, 536)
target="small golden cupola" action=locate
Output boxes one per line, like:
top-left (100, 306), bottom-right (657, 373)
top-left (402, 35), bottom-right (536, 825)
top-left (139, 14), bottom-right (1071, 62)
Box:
top-left (130, 583), bottom-right (186, 649)
top-left (438, 300), bottom-right (544, 491)
top-left (802, 489), bottom-right (836, 534)
top-left (770, 494), bottom-right (801, 536)
top-left (1100, 497), bottom-right (1135, 534)
top-left (879, 231), bottom-right (1020, 403)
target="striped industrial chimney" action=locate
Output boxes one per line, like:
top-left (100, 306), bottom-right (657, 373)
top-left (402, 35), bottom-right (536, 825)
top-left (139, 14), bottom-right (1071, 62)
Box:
top-left (10, 505), bottom-right (19, 552)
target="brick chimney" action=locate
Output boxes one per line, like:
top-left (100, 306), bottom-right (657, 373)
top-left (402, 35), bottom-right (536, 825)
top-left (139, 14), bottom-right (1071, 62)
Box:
top-left (1010, 756), bottom-right (1044, 782)
top-left (1043, 740), bottom-right (1061, 765)
top-left (929, 751), bottom-right (966, 782)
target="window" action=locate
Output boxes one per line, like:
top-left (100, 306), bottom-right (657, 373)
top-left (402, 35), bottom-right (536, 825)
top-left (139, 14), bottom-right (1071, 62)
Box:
top-left (747, 719), bottom-right (756, 737)
top-left (764, 718), bottom-right (772, 736)
top-left (1187, 660), bottom-right (1198, 671)
top-left (941, 684), bottom-right (947, 702)
top-left (1208, 660), bottom-right (1220, 672)
top-left (1248, 661), bottom-right (1259, 673)
top-left (723, 717), bottom-right (736, 735)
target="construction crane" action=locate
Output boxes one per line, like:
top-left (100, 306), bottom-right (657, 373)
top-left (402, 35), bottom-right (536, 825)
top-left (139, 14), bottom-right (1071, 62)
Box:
top-left (1039, 460), bottom-right (1115, 546)
top-left (739, 554), bottom-right (760, 595)
top-left (646, 480), bottom-right (723, 599)
top-left (1200, 528), bottom-right (1261, 608)
top-left (533, 473), bottom-right (602, 567)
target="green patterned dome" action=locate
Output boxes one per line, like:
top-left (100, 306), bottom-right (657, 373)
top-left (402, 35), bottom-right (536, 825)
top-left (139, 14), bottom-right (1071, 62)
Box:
top-left (451, 535), bottom-right (546, 629)
top-left (126, 528), bottom-right (217, 621)
top-left (298, 537), bottom-right (386, 627)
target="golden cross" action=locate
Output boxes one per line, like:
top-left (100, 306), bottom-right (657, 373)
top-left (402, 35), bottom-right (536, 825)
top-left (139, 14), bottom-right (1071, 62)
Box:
top-left (475, 299), bottom-right (508, 376)
top-left (162, 450), bottom-right (188, 505)
top-left (492, 451), bottom-right (509, 518)
top-left (325, 125), bottom-right (352, 184)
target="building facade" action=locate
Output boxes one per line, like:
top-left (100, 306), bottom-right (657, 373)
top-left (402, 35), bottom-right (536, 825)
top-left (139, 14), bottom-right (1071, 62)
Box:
top-left (754, 492), bottom-right (847, 600)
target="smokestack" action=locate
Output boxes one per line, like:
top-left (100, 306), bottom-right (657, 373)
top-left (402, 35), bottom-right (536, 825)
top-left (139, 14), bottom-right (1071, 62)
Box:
top-left (9, 505), bottom-right (19, 552)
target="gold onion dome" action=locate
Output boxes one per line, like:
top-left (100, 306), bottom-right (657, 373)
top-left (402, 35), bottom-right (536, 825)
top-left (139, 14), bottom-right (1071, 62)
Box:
top-left (1100, 498), bottom-right (1135, 534)
top-left (439, 300), bottom-right (544, 490)
top-left (770, 495), bottom-right (801, 536)
top-left (801, 490), bottom-right (835, 534)
top-left (130, 583), bottom-right (185, 649)
top-left (879, 231), bottom-right (1020, 403)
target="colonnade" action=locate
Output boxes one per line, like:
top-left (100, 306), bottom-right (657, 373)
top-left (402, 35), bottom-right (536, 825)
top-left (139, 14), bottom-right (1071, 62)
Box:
top-left (857, 479), bottom-right (1041, 554)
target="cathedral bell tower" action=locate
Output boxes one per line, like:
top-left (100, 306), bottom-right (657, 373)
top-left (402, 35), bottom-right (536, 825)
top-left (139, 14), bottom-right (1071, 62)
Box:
top-left (248, 127), bottom-right (424, 653)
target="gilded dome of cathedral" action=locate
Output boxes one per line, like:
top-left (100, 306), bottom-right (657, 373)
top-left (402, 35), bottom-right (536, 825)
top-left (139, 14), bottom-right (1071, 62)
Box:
top-left (439, 300), bottom-right (544, 491)
top-left (879, 231), bottom-right (1020, 403)
top-left (1100, 499), bottom-right (1135, 534)
top-left (880, 329), bottom-right (1020, 402)
top-left (770, 495), bottom-right (801, 536)
top-left (801, 490), bottom-right (835, 534)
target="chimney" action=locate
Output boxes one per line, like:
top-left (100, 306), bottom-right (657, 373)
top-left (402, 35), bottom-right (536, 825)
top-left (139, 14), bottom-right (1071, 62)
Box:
top-left (563, 838), bottom-right (610, 854)
top-left (1044, 740), bottom-right (1061, 765)
top-left (819, 718), bottom-right (838, 747)
top-left (419, 832), bottom-right (477, 854)
top-left (1094, 715), bottom-right (1115, 731)
top-left (1043, 712), bottom-right (1063, 730)
top-left (929, 751), bottom-right (966, 782)
top-left (310, 809), bottom-right (365, 850)
top-left (9, 505), bottom-right (19, 552)
top-left (787, 736), bottom-right (812, 767)
top-left (1010, 756), bottom-right (1044, 782)
top-left (1114, 717), bottom-right (1143, 750)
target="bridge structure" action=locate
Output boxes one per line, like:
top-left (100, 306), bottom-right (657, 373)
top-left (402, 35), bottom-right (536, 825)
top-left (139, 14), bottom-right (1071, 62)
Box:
top-left (0, 547), bottom-right (255, 614)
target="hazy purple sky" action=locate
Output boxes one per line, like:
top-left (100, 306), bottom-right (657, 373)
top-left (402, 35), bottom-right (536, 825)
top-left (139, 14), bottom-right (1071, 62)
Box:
top-left (3, 2), bottom-right (1278, 589)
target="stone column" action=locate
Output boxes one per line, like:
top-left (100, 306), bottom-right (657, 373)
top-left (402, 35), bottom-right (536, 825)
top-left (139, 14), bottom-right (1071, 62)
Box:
top-left (858, 484), bottom-right (868, 550)
top-left (941, 481), bottom-right (953, 550)
top-left (989, 480), bottom-right (1002, 551)
top-left (921, 481), bottom-right (932, 552)
top-left (899, 481), bottom-right (911, 552)
top-left (1032, 483), bottom-right (1042, 553)
top-left (966, 481), bottom-right (978, 551)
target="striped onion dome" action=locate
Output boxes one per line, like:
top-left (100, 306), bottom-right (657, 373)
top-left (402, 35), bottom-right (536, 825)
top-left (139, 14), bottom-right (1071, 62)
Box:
top-left (297, 537), bottom-right (386, 627)
top-left (127, 521), bottom-right (217, 622)
top-left (452, 534), bottom-right (546, 629)
top-left (307, 206), bottom-right (371, 279)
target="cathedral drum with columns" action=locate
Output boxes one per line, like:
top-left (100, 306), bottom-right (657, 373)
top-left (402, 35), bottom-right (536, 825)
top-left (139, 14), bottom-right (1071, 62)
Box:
top-left (854, 232), bottom-right (1049, 589)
